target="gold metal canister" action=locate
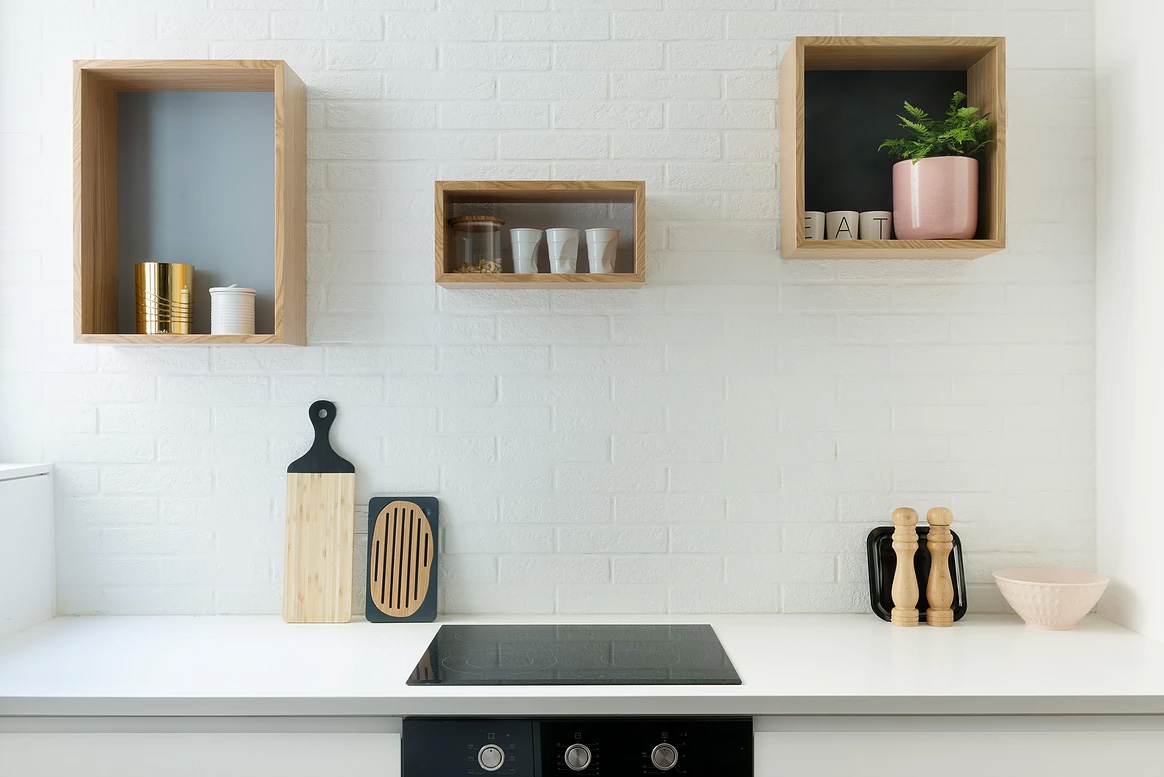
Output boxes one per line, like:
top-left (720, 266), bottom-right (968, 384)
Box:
top-left (135, 262), bottom-right (193, 334)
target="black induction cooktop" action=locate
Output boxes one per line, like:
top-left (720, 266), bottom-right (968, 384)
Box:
top-left (406, 624), bottom-right (742, 686)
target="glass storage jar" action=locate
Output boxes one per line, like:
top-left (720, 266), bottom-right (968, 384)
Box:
top-left (450, 215), bottom-right (505, 274)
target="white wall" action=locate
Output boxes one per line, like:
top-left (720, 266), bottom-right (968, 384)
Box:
top-left (0, 0), bottom-right (1095, 616)
top-left (1096, 0), bottom-right (1164, 640)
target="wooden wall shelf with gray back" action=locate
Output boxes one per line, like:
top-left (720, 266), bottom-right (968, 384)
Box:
top-left (435, 180), bottom-right (646, 288)
top-left (73, 60), bottom-right (306, 345)
top-left (780, 37), bottom-right (1006, 259)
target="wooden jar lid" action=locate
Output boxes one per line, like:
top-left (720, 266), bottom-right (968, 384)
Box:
top-left (450, 215), bottom-right (505, 229)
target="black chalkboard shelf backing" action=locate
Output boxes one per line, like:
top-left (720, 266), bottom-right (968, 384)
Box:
top-left (778, 36), bottom-right (1006, 260)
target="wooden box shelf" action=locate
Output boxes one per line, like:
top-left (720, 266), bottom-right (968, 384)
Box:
top-left (779, 37), bottom-right (1006, 260)
top-left (73, 60), bottom-right (306, 345)
top-left (435, 181), bottom-right (646, 288)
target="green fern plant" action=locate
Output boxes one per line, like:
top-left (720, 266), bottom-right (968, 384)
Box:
top-left (878, 91), bottom-right (993, 163)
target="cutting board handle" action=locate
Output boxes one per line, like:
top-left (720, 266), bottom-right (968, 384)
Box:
top-left (287, 400), bottom-right (355, 474)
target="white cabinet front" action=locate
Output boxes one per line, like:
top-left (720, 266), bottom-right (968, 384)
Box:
top-left (0, 467), bottom-right (53, 639)
top-left (756, 724), bottom-right (1164, 777)
top-left (0, 732), bottom-right (401, 777)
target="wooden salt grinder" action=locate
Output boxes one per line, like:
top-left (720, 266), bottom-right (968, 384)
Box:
top-left (890, 507), bottom-right (920, 627)
top-left (926, 507), bottom-right (955, 627)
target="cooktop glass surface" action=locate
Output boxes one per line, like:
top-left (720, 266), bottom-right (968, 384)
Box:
top-left (406, 624), bottom-right (742, 686)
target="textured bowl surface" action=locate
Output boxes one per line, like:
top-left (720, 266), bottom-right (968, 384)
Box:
top-left (993, 568), bottom-right (1109, 630)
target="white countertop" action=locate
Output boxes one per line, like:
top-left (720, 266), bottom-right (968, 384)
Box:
top-left (0, 463), bottom-right (51, 480)
top-left (2, 613), bottom-right (1164, 717)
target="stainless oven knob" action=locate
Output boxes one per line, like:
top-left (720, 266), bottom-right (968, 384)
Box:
top-left (478, 744), bottom-right (505, 772)
top-left (564, 743), bottom-right (591, 771)
top-left (651, 742), bottom-right (678, 771)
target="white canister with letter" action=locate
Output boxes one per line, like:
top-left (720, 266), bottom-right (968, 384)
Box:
top-left (826, 211), bottom-right (859, 241)
top-left (859, 211), bottom-right (893, 240)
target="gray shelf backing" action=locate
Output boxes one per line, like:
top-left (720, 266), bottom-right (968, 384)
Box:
top-left (117, 91), bottom-right (276, 335)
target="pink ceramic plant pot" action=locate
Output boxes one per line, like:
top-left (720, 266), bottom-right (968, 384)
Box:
top-left (892, 156), bottom-right (979, 240)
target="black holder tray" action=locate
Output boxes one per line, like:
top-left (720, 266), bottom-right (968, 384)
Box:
top-left (867, 525), bottom-right (968, 623)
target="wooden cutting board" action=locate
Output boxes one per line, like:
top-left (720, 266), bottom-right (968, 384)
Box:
top-left (366, 497), bottom-right (438, 623)
top-left (283, 400), bottom-right (355, 623)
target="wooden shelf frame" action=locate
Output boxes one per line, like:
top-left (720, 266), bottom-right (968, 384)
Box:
top-left (435, 180), bottom-right (646, 288)
top-left (73, 60), bottom-right (306, 345)
top-left (73, 334), bottom-right (285, 346)
top-left (779, 37), bottom-right (1006, 260)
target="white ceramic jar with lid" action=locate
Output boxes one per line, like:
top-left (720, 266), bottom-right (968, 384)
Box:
top-left (209, 285), bottom-right (256, 335)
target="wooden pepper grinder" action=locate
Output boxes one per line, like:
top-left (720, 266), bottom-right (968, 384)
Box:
top-left (890, 507), bottom-right (920, 627)
top-left (926, 507), bottom-right (955, 627)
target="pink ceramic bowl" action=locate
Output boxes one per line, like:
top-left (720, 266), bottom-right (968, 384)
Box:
top-left (993, 568), bottom-right (1109, 631)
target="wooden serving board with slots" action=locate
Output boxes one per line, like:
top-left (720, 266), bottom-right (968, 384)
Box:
top-left (366, 497), bottom-right (438, 623)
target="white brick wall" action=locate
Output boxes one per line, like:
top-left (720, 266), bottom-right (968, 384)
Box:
top-left (0, 0), bottom-right (1095, 616)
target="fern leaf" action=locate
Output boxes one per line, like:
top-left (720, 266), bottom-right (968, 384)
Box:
top-left (903, 101), bottom-right (929, 120)
top-left (899, 117), bottom-right (930, 135)
top-left (880, 90), bottom-right (992, 161)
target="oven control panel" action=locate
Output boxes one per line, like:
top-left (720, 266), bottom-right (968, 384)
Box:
top-left (543, 721), bottom-right (603, 774)
top-left (403, 717), bottom-right (751, 776)
top-left (403, 719), bottom-right (537, 776)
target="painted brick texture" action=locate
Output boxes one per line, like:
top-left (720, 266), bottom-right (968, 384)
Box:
top-left (0, 0), bottom-right (1095, 616)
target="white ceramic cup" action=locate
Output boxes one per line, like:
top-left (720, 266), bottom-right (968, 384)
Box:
top-left (584, 228), bottom-right (618, 274)
top-left (209, 285), bottom-right (256, 335)
top-left (859, 211), bottom-right (893, 240)
top-left (546, 228), bottom-right (580, 274)
top-left (803, 211), bottom-right (825, 240)
top-left (826, 210), bottom-right (859, 241)
top-left (510, 228), bottom-right (543, 274)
